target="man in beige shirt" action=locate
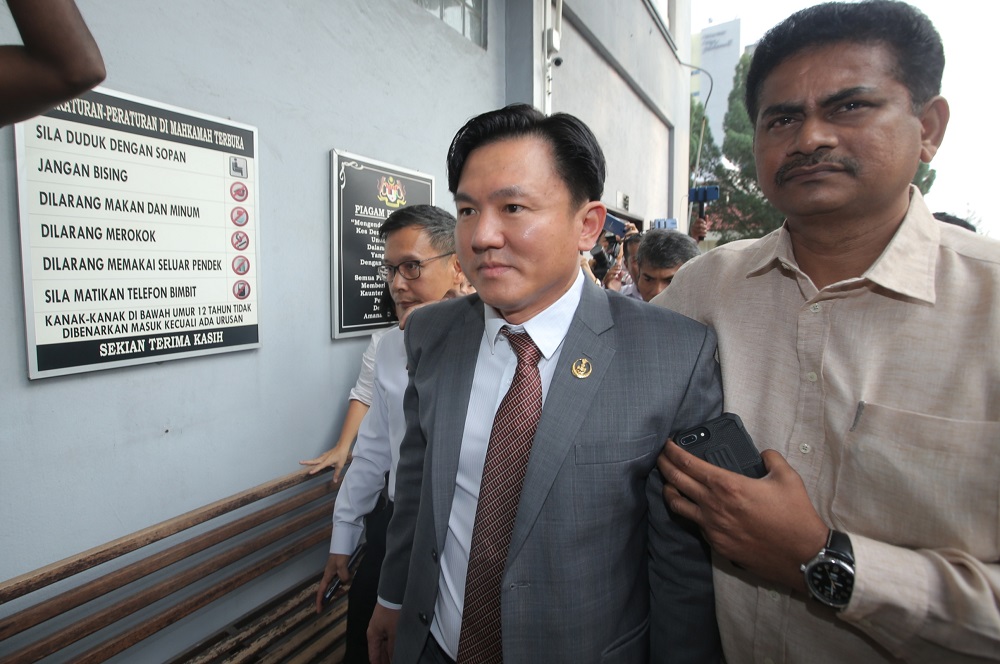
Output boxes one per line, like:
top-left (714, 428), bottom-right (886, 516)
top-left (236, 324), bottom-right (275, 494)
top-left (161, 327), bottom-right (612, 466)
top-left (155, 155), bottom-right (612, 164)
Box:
top-left (654, 1), bottom-right (1000, 662)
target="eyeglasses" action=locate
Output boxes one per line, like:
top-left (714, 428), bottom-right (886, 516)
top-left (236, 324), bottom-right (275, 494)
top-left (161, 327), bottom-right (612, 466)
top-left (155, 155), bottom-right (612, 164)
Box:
top-left (378, 252), bottom-right (454, 282)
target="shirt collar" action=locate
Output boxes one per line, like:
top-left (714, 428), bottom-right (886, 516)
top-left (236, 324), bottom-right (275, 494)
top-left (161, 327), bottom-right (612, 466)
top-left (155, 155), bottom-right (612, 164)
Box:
top-left (863, 188), bottom-right (938, 303)
top-left (484, 269), bottom-right (584, 360)
top-left (744, 186), bottom-right (939, 304)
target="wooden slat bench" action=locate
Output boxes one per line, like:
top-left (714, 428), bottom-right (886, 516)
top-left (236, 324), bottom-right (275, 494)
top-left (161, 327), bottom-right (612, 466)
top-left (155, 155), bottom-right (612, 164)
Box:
top-left (0, 469), bottom-right (356, 663)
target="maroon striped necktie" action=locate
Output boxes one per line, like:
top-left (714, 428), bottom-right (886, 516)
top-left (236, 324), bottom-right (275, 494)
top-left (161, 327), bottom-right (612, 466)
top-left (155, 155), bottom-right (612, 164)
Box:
top-left (457, 328), bottom-right (543, 664)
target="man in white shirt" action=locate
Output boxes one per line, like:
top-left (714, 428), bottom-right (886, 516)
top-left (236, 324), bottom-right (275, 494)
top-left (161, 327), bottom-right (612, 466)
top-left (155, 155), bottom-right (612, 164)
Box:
top-left (316, 204), bottom-right (467, 664)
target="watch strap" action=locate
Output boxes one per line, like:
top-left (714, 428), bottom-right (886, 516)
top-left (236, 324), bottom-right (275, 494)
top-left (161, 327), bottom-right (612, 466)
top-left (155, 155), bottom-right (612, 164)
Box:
top-left (826, 529), bottom-right (854, 564)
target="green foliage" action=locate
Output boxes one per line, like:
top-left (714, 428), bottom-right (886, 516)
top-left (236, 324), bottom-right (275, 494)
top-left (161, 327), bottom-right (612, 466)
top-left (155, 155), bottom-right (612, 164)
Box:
top-left (709, 53), bottom-right (784, 244)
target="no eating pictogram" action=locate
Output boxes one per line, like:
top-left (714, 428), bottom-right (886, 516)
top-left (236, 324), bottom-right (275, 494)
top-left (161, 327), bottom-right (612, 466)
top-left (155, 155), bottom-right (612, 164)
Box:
top-left (230, 207), bottom-right (249, 226)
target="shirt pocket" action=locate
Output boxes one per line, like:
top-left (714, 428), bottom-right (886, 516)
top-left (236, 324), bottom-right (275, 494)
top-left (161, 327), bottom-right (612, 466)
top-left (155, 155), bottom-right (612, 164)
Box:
top-left (830, 402), bottom-right (1000, 559)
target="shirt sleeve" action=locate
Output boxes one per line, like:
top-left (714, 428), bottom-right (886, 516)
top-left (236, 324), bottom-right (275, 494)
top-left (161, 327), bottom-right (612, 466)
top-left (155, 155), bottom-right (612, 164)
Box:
top-left (348, 328), bottom-right (386, 406)
top-left (648, 322), bottom-right (723, 663)
top-left (330, 358), bottom-right (393, 555)
top-left (840, 534), bottom-right (1000, 661)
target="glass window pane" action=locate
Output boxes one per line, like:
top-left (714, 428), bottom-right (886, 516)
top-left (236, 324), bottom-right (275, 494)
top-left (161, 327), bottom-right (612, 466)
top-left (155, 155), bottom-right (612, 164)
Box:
top-left (411, 0), bottom-right (486, 48)
top-left (466, 10), bottom-right (484, 46)
top-left (417, 0), bottom-right (441, 17)
top-left (442, 0), bottom-right (463, 34)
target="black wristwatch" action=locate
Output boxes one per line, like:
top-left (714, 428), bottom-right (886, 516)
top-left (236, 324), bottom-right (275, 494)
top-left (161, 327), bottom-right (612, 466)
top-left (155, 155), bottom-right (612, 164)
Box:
top-left (801, 529), bottom-right (855, 610)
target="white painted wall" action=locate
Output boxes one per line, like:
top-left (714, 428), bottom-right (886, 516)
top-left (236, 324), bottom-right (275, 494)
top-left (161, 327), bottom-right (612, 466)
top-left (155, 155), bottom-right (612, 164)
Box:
top-left (556, 1), bottom-right (692, 225)
top-left (0, 0), bottom-right (505, 580)
top-left (0, 0), bottom-right (504, 657)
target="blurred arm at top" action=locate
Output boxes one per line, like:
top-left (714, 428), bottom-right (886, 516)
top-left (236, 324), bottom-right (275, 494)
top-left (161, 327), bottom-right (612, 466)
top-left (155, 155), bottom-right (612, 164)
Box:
top-left (0, 0), bottom-right (105, 126)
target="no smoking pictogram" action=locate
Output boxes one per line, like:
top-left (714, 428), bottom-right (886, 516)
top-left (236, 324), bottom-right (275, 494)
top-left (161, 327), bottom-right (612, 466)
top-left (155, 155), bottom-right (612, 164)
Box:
top-left (231, 231), bottom-right (249, 251)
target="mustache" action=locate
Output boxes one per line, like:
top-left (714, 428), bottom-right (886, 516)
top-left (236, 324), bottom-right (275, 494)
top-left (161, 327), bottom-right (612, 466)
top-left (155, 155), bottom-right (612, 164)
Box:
top-left (775, 154), bottom-right (860, 186)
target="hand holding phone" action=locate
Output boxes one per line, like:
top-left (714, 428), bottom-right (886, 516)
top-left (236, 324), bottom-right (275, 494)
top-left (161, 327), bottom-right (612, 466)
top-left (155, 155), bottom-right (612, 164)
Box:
top-left (322, 546), bottom-right (363, 606)
top-left (674, 413), bottom-right (766, 478)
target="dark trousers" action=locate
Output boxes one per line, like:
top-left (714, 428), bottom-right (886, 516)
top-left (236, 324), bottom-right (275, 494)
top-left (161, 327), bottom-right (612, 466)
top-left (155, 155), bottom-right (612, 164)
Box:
top-left (343, 497), bottom-right (394, 664)
top-left (419, 634), bottom-right (457, 664)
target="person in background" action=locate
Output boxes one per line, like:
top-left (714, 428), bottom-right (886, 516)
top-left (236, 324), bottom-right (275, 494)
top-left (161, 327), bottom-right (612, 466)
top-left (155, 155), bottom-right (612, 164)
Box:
top-left (933, 211), bottom-right (977, 232)
top-left (602, 222), bottom-right (641, 295)
top-left (0, 0), bottom-right (105, 126)
top-left (299, 328), bottom-right (392, 483)
top-left (314, 205), bottom-right (468, 663)
top-left (633, 229), bottom-right (700, 302)
top-left (688, 216), bottom-right (711, 243)
top-left (616, 232), bottom-right (644, 299)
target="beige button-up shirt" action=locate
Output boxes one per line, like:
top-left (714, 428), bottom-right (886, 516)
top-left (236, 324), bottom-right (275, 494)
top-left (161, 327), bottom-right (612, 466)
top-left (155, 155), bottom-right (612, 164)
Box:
top-left (654, 189), bottom-right (1000, 662)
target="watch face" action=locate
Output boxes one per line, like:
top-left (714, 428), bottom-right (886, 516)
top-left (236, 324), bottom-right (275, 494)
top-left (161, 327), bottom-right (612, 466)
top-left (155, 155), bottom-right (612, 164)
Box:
top-left (807, 560), bottom-right (854, 607)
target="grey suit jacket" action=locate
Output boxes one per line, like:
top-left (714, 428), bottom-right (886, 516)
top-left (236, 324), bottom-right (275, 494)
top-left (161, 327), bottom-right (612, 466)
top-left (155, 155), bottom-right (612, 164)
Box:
top-left (379, 280), bottom-right (722, 663)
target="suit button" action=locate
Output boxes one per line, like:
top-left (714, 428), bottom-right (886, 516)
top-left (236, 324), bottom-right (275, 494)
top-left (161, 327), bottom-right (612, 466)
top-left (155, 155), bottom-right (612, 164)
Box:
top-left (419, 612), bottom-right (429, 625)
top-left (431, 549), bottom-right (438, 562)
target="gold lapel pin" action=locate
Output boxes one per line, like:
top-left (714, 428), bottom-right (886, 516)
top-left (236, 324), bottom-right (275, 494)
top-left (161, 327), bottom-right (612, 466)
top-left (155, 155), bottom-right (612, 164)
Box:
top-left (571, 358), bottom-right (592, 379)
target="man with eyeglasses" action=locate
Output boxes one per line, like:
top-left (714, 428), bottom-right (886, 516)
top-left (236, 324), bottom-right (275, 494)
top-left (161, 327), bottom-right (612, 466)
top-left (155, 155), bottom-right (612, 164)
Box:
top-left (317, 204), bottom-right (468, 664)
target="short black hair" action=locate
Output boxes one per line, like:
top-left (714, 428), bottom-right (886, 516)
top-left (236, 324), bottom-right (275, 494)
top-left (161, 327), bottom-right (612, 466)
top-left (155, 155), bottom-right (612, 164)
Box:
top-left (636, 229), bottom-right (700, 270)
top-left (378, 204), bottom-right (456, 253)
top-left (447, 103), bottom-right (606, 206)
top-left (745, 0), bottom-right (944, 123)
top-left (623, 233), bottom-right (642, 263)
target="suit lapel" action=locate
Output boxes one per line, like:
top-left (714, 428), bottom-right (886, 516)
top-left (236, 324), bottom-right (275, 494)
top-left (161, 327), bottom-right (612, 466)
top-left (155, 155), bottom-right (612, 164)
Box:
top-left (431, 297), bottom-right (484, 546)
top-left (507, 282), bottom-right (616, 563)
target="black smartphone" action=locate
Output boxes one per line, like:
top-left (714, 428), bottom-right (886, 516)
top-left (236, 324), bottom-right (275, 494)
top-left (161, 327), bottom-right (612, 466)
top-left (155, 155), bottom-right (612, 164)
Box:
top-left (674, 413), bottom-right (766, 478)
top-left (322, 546), bottom-right (363, 606)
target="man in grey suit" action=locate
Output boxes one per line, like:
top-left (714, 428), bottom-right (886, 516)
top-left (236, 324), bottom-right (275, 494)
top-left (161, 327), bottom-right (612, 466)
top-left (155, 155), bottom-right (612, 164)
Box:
top-left (368, 104), bottom-right (722, 664)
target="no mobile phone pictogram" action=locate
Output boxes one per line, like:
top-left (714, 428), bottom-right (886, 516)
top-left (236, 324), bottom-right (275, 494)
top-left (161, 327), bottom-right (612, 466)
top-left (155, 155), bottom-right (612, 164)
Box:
top-left (231, 207), bottom-right (249, 226)
top-left (233, 280), bottom-right (251, 300)
top-left (230, 182), bottom-right (249, 202)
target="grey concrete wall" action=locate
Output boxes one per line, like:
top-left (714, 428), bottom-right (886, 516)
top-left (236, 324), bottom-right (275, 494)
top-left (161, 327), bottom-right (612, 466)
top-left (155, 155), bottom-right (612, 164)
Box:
top-left (556, 0), bottom-right (692, 224)
top-left (0, 0), bottom-right (693, 658)
top-left (0, 0), bottom-right (504, 658)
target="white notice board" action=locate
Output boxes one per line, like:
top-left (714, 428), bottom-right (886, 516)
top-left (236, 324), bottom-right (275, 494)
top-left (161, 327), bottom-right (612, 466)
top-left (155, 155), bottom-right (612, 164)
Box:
top-left (15, 88), bottom-right (261, 379)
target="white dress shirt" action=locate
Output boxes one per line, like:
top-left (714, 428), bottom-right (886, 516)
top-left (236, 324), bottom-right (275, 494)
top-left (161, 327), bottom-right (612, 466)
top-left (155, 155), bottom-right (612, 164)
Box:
top-left (430, 270), bottom-right (585, 658)
top-left (330, 325), bottom-right (407, 556)
top-left (619, 282), bottom-right (642, 300)
top-left (348, 325), bottom-right (393, 406)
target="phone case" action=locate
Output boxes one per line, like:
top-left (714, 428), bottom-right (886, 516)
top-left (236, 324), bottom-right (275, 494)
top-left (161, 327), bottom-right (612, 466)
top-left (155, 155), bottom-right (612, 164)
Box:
top-left (675, 413), bottom-right (766, 478)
